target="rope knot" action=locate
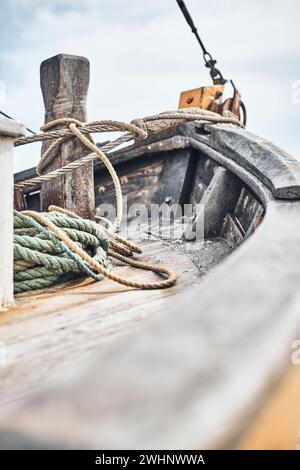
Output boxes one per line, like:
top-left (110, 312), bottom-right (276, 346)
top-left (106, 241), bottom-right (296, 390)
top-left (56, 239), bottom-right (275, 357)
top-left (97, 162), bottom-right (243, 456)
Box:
top-left (37, 118), bottom-right (86, 176)
top-left (129, 118), bottom-right (148, 140)
top-left (40, 117), bottom-right (84, 132)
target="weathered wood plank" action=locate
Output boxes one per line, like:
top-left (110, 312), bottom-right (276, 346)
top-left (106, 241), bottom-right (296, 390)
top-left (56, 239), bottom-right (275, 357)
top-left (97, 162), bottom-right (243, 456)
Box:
top-left (13, 188), bottom-right (27, 211)
top-left (189, 122), bottom-right (300, 200)
top-left (237, 365), bottom-right (300, 450)
top-left (95, 156), bottom-right (164, 221)
top-left (220, 213), bottom-right (244, 245)
top-left (2, 191), bottom-right (300, 450)
top-left (189, 154), bottom-right (217, 206)
top-left (0, 237), bottom-right (202, 406)
top-left (4, 121), bottom-right (300, 449)
top-left (245, 205), bottom-right (264, 237)
top-left (186, 166), bottom-right (242, 239)
top-left (153, 149), bottom-right (194, 207)
top-left (40, 54), bottom-right (94, 218)
top-left (234, 187), bottom-right (263, 234)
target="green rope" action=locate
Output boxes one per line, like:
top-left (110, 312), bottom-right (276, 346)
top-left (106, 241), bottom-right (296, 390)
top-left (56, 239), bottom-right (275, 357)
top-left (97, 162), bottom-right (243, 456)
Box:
top-left (13, 210), bottom-right (112, 293)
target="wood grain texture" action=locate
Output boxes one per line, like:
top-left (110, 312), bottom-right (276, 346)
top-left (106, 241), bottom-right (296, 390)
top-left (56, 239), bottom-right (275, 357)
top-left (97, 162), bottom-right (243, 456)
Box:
top-left (0, 236), bottom-right (202, 407)
top-left (189, 153), bottom-right (217, 206)
top-left (2, 143), bottom-right (298, 450)
top-left (40, 54), bottom-right (94, 218)
top-left (236, 364), bottom-right (300, 450)
top-left (95, 156), bottom-right (164, 221)
top-left (187, 167), bottom-right (242, 239)
top-left (13, 188), bottom-right (27, 211)
top-left (234, 187), bottom-right (263, 234)
top-left (189, 122), bottom-right (300, 200)
top-left (153, 149), bottom-right (193, 207)
top-left (4, 121), bottom-right (300, 449)
top-left (220, 214), bottom-right (244, 245)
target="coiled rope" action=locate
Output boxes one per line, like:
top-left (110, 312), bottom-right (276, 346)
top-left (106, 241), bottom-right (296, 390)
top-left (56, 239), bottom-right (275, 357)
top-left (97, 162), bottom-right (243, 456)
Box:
top-left (14, 210), bottom-right (111, 293)
top-left (14, 207), bottom-right (177, 293)
top-left (14, 108), bottom-right (242, 293)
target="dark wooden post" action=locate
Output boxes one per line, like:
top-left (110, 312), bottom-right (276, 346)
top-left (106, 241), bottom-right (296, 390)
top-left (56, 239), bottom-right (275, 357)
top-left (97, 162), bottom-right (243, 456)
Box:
top-left (40, 54), bottom-right (95, 219)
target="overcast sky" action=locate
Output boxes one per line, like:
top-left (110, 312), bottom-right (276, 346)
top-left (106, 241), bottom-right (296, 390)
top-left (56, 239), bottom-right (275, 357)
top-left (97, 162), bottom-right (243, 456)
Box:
top-left (0, 0), bottom-right (299, 172)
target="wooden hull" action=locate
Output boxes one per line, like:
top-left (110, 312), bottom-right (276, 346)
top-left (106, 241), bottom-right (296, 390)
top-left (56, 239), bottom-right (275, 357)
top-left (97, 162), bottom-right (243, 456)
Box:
top-left (3, 123), bottom-right (300, 449)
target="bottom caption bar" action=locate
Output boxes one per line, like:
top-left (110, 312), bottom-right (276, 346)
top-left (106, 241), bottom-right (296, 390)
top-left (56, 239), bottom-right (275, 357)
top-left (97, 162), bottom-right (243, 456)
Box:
top-left (1, 450), bottom-right (300, 465)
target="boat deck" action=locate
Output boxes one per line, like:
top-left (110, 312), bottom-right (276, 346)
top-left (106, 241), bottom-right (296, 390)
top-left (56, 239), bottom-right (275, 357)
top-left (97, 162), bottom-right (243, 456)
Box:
top-left (3, 122), bottom-right (300, 449)
top-left (0, 232), bottom-right (233, 409)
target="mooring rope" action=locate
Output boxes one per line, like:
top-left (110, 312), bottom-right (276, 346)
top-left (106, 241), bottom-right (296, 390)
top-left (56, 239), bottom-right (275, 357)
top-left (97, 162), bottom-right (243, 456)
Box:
top-left (13, 108), bottom-right (242, 293)
top-left (14, 207), bottom-right (177, 293)
top-left (14, 109), bottom-right (242, 191)
top-left (14, 210), bottom-right (111, 293)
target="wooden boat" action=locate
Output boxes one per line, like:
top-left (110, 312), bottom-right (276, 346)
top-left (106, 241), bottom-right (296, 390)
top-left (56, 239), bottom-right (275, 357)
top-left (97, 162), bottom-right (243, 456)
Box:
top-left (1, 52), bottom-right (300, 450)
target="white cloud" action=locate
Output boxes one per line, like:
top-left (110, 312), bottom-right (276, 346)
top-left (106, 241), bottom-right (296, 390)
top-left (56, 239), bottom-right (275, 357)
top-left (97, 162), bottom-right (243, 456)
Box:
top-left (0, 0), bottom-right (298, 171)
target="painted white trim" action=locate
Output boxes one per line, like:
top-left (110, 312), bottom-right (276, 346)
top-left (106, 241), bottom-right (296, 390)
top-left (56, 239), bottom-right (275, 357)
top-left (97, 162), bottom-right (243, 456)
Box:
top-left (0, 117), bottom-right (25, 310)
